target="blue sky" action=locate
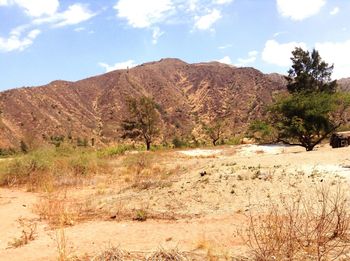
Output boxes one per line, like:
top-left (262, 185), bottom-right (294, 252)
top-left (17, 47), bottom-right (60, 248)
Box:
top-left (0, 0), bottom-right (349, 90)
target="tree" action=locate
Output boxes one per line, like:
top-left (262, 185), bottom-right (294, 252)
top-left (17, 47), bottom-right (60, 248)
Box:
top-left (269, 47), bottom-right (350, 151)
top-left (121, 96), bottom-right (161, 150)
top-left (203, 119), bottom-right (227, 146)
top-left (286, 48), bottom-right (337, 94)
top-left (20, 140), bottom-right (28, 153)
top-left (247, 120), bottom-right (277, 144)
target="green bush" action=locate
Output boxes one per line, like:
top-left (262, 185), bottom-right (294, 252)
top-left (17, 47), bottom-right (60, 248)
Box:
top-left (97, 144), bottom-right (134, 158)
top-left (0, 146), bottom-right (108, 189)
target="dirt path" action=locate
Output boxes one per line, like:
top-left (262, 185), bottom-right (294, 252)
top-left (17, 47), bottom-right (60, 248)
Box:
top-left (0, 192), bottom-right (245, 260)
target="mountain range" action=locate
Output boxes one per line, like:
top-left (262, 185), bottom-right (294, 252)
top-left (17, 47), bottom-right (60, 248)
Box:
top-left (0, 58), bottom-right (348, 148)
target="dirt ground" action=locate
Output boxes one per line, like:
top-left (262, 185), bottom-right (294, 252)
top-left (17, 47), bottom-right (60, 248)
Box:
top-left (1, 144), bottom-right (350, 260)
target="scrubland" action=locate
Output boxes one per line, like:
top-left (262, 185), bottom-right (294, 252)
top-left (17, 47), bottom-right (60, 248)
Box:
top-left (0, 143), bottom-right (350, 260)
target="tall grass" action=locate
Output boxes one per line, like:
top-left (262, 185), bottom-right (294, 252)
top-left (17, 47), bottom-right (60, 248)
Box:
top-left (0, 146), bottom-right (110, 191)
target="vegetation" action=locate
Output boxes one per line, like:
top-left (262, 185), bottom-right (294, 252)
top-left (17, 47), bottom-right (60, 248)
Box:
top-left (121, 96), bottom-right (162, 151)
top-left (245, 186), bottom-right (350, 260)
top-left (203, 119), bottom-right (227, 146)
top-left (0, 146), bottom-right (108, 190)
top-left (268, 47), bottom-right (350, 151)
top-left (247, 120), bottom-right (276, 144)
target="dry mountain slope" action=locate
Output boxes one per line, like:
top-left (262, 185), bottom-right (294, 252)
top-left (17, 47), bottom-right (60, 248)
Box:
top-left (0, 58), bottom-right (287, 148)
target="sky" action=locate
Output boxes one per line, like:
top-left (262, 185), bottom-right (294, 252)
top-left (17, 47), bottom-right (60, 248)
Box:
top-left (0, 0), bottom-right (350, 90)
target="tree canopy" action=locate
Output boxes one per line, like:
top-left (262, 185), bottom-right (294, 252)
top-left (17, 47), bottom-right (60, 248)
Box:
top-left (267, 47), bottom-right (350, 151)
top-left (286, 48), bottom-right (337, 94)
top-left (121, 96), bottom-right (161, 150)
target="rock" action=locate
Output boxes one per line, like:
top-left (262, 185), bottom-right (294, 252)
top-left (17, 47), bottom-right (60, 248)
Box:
top-left (200, 171), bottom-right (207, 177)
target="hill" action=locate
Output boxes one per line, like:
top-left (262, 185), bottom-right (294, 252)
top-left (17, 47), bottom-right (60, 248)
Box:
top-left (0, 58), bottom-right (304, 148)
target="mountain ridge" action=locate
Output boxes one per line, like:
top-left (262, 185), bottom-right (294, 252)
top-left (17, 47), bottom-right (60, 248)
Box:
top-left (0, 58), bottom-right (348, 148)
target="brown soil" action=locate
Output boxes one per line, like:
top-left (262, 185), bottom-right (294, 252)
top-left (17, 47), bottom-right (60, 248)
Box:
top-left (0, 144), bottom-right (349, 260)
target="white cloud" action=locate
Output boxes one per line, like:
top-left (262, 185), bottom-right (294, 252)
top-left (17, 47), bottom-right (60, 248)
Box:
top-left (330, 7), bottom-right (339, 15)
top-left (194, 9), bottom-right (221, 30)
top-left (0, 0), bottom-right (59, 17)
top-left (262, 39), bottom-right (307, 67)
top-left (276, 0), bottom-right (325, 21)
top-left (0, 28), bottom-right (41, 52)
top-left (218, 44), bottom-right (232, 50)
top-left (99, 60), bottom-right (137, 72)
top-left (273, 31), bottom-right (287, 37)
top-left (217, 56), bottom-right (232, 64)
top-left (27, 29), bottom-right (40, 39)
top-left (315, 40), bottom-right (350, 79)
top-left (235, 50), bottom-right (258, 67)
top-left (0, 0), bottom-right (10, 5)
top-left (152, 27), bottom-right (164, 44)
top-left (213, 0), bottom-right (233, 4)
top-left (74, 27), bottom-right (85, 32)
top-left (187, 0), bottom-right (198, 11)
top-left (114, 0), bottom-right (174, 28)
top-left (33, 4), bottom-right (96, 27)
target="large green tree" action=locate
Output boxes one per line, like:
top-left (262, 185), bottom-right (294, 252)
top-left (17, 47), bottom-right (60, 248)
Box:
top-left (121, 96), bottom-right (161, 150)
top-left (269, 48), bottom-right (350, 151)
top-left (286, 48), bottom-right (337, 94)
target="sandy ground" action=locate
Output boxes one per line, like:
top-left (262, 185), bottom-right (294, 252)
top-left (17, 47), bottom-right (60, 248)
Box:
top-left (1, 144), bottom-right (350, 260)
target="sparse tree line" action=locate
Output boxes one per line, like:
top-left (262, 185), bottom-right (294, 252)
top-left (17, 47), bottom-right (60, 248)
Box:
top-left (121, 47), bottom-right (350, 151)
top-left (0, 47), bottom-right (349, 154)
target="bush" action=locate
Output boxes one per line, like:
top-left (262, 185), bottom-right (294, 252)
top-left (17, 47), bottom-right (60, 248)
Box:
top-left (244, 186), bottom-right (350, 260)
top-left (97, 144), bottom-right (134, 158)
top-left (0, 146), bottom-right (109, 190)
top-left (0, 147), bottom-right (16, 157)
top-left (172, 137), bottom-right (189, 148)
top-left (247, 120), bottom-right (276, 144)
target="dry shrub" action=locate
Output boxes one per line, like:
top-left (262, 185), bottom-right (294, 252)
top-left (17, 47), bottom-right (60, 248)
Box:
top-left (146, 247), bottom-right (189, 261)
top-left (85, 246), bottom-right (188, 261)
top-left (123, 153), bottom-right (178, 190)
top-left (90, 246), bottom-right (127, 261)
top-left (244, 185), bottom-right (350, 260)
top-left (56, 228), bottom-right (69, 261)
top-left (34, 191), bottom-right (80, 227)
top-left (8, 218), bottom-right (37, 248)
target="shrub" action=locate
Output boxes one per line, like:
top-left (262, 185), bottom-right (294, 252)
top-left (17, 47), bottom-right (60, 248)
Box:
top-left (172, 137), bottom-right (188, 148)
top-left (0, 146), bottom-right (109, 190)
top-left (97, 144), bottom-right (133, 158)
top-left (244, 185), bottom-right (350, 260)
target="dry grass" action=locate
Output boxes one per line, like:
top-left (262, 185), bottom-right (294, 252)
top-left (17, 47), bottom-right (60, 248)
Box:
top-left (244, 184), bottom-right (350, 260)
top-left (0, 147), bottom-right (110, 191)
top-left (146, 247), bottom-right (189, 260)
top-left (8, 218), bottom-right (37, 248)
top-left (34, 191), bottom-right (81, 227)
top-left (77, 246), bottom-right (190, 261)
top-left (90, 246), bottom-right (128, 261)
top-left (122, 152), bottom-right (180, 190)
top-left (56, 228), bottom-right (70, 261)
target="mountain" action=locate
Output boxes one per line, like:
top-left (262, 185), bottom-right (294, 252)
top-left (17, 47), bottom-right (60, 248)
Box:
top-left (0, 58), bottom-right (289, 148)
top-left (338, 78), bottom-right (350, 92)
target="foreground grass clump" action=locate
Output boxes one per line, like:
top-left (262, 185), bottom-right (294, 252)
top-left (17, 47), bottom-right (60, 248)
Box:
top-left (0, 146), bottom-right (109, 190)
top-left (244, 185), bottom-right (350, 261)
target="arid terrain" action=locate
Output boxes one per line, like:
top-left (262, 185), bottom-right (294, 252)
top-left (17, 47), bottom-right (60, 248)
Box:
top-left (1, 143), bottom-right (349, 260)
top-left (0, 59), bottom-right (289, 148)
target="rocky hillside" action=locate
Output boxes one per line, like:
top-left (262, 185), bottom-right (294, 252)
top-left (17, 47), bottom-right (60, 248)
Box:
top-left (0, 59), bottom-right (290, 148)
top-left (339, 78), bottom-right (350, 92)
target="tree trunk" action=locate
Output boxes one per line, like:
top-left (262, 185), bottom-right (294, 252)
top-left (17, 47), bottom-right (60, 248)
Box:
top-left (146, 141), bottom-right (151, 151)
top-left (306, 144), bottom-right (315, 151)
top-left (212, 140), bottom-right (217, 146)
